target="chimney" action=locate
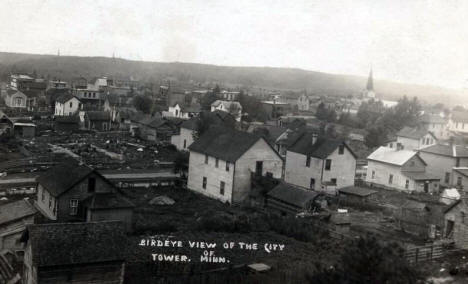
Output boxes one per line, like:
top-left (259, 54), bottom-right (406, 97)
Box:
top-left (312, 133), bottom-right (318, 145)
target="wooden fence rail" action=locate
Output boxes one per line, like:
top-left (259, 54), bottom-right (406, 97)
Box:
top-left (404, 244), bottom-right (444, 263)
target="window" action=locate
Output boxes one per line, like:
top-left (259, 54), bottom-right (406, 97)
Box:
top-left (405, 179), bottom-right (409, 189)
top-left (93, 93), bottom-right (96, 98)
top-left (205, 154), bottom-right (208, 164)
top-left (331, 178), bottom-right (337, 185)
top-left (183, 139), bottom-right (187, 149)
top-left (215, 158), bottom-right (219, 168)
top-left (49, 198), bottom-right (52, 209)
top-left (389, 143), bottom-right (393, 148)
top-left (202, 177), bottom-right (207, 189)
top-left (325, 159), bottom-right (332, 171)
top-left (220, 181), bottom-right (225, 195)
top-left (457, 177), bottom-right (463, 187)
top-left (338, 145), bottom-right (344, 155)
top-left (306, 156), bottom-right (311, 167)
top-left (88, 177), bottom-right (96, 193)
top-left (225, 161), bottom-right (229, 172)
top-left (69, 199), bottom-right (78, 215)
top-left (371, 171), bottom-right (375, 179)
top-left (388, 174), bottom-right (393, 184)
top-left (410, 161), bottom-right (415, 167)
top-left (445, 172), bottom-right (450, 184)
top-left (69, 102), bottom-right (73, 108)
top-left (310, 178), bottom-right (315, 190)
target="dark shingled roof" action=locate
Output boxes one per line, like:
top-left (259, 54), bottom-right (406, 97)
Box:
top-left (84, 192), bottom-right (135, 209)
top-left (419, 144), bottom-right (468, 158)
top-left (23, 221), bottom-right (127, 267)
top-left (288, 132), bottom-right (356, 159)
top-left (180, 117), bottom-right (199, 131)
top-left (0, 199), bottom-right (37, 225)
top-left (267, 183), bottom-right (321, 208)
top-left (397, 126), bottom-right (434, 140)
top-left (36, 161), bottom-right (94, 197)
top-left (188, 127), bottom-right (263, 162)
top-left (55, 115), bottom-right (80, 124)
top-left (56, 93), bottom-right (75, 104)
top-left (86, 111), bottom-right (110, 121)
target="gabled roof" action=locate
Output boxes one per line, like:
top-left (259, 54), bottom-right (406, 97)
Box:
top-left (397, 126), bottom-right (435, 140)
top-left (22, 90), bottom-right (42, 98)
top-left (267, 182), bottom-right (321, 208)
top-left (23, 221), bottom-right (126, 267)
top-left (288, 132), bottom-right (356, 159)
top-left (36, 161), bottom-right (94, 197)
top-left (6, 89), bottom-right (25, 97)
top-left (211, 100), bottom-right (242, 110)
top-left (188, 127), bottom-right (266, 162)
top-left (0, 199), bottom-right (37, 225)
top-left (419, 144), bottom-right (468, 158)
top-left (367, 146), bottom-right (422, 166)
top-left (55, 115), bottom-right (80, 124)
top-left (83, 193), bottom-right (135, 210)
top-left (86, 111), bottom-right (110, 121)
top-left (444, 198), bottom-right (468, 214)
top-left (180, 117), bottom-right (198, 131)
top-left (56, 93), bottom-right (77, 104)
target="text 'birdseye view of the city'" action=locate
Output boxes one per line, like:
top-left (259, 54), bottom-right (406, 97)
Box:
top-left (3, 1), bottom-right (468, 283)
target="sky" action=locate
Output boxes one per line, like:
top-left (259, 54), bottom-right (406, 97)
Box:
top-left (1, 0), bottom-right (468, 89)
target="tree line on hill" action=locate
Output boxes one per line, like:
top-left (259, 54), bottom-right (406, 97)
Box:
top-left (316, 96), bottom-right (422, 148)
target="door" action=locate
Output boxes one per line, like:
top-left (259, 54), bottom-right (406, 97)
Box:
top-left (424, 182), bottom-right (429, 193)
top-left (255, 161), bottom-right (263, 176)
top-left (310, 178), bottom-right (315, 190)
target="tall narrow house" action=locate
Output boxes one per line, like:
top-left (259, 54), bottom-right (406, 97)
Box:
top-left (187, 127), bottom-right (283, 204)
top-left (284, 132), bottom-right (357, 193)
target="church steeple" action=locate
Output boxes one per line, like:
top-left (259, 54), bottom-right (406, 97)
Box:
top-left (366, 68), bottom-right (373, 91)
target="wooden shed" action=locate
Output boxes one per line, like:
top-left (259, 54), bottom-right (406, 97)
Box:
top-left (444, 199), bottom-right (468, 249)
top-left (266, 182), bottom-right (323, 215)
top-left (338, 186), bottom-right (377, 204)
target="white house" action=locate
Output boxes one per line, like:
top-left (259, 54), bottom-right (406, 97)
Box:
top-left (284, 132), bottom-right (357, 193)
top-left (187, 127), bottom-right (283, 204)
top-left (386, 126), bottom-right (437, 151)
top-left (421, 114), bottom-right (449, 140)
top-left (449, 111), bottom-right (468, 135)
top-left (366, 146), bottom-right (439, 192)
top-left (171, 118), bottom-right (197, 151)
top-left (54, 94), bottom-right (82, 116)
top-left (166, 103), bottom-right (202, 119)
top-left (418, 144), bottom-right (468, 187)
top-left (210, 100), bottom-right (242, 122)
top-left (5, 89), bottom-right (27, 108)
top-left (297, 94), bottom-right (311, 111)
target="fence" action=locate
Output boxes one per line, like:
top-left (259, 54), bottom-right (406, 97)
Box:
top-left (404, 244), bottom-right (444, 263)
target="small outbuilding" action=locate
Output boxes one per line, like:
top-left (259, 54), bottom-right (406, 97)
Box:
top-left (338, 186), bottom-right (377, 204)
top-left (266, 182), bottom-right (323, 215)
top-left (444, 199), bottom-right (468, 249)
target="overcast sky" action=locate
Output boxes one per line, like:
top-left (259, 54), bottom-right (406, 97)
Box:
top-left (1, 0), bottom-right (468, 89)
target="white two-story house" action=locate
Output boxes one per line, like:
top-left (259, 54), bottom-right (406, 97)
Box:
top-left (418, 144), bottom-right (468, 187)
top-left (366, 146), bottom-right (440, 192)
top-left (284, 132), bottom-right (357, 193)
top-left (187, 127), bottom-right (283, 204)
top-left (386, 126), bottom-right (437, 151)
top-left (54, 94), bottom-right (82, 116)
